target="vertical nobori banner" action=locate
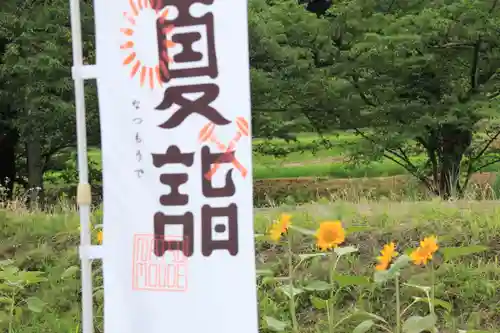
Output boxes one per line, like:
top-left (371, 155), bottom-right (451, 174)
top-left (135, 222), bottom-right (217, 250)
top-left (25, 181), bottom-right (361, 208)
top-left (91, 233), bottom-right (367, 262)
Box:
top-left (94, 0), bottom-right (258, 332)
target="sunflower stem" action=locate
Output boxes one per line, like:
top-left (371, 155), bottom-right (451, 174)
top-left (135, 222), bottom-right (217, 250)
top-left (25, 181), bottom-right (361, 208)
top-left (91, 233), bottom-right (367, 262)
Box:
top-left (287, 232), bottom-right (299, 333)
top-left (328, 253), bottom-right (339, 333)
top-left (395, 273), bottom-right (401, 333)
top-left (430, 261), bottom-right (435, 314)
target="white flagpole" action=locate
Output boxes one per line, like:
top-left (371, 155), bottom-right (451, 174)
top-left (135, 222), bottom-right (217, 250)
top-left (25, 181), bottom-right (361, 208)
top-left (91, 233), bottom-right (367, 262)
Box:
top-left (69, 0), bottom-right (94, 332)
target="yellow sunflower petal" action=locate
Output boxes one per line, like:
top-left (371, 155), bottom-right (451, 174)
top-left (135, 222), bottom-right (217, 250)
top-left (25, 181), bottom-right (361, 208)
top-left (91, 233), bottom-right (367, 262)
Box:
top-left (315, 221), bottom-right (345, 251)
top-left (410, 247), bottom-right (431, 265)
top-left (375, 242), bottom-right (399, 271)
top-left (420, 236), bottom-right (439, 254)
top-left (375, 261), bottom-right (389, 271)
top-left (269, 225), bottom-right (282, 242)
top-left (278, 214), bottom-right (292, 233)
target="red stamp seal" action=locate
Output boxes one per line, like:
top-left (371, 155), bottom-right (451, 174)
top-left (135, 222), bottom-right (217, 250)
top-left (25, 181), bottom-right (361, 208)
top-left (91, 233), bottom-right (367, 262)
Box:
top-left (132, 234), bottom-right (188, 291)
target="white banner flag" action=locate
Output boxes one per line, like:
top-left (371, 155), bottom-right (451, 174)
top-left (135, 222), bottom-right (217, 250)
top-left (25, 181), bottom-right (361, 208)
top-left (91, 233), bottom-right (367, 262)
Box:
top-left (94, 0), bottom-right (258, 332)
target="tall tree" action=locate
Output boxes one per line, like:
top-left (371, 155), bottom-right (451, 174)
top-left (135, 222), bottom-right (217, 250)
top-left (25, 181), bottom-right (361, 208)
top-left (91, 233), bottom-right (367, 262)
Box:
top-left (0, 0), bottom-right (99, 201)
top-left (250, 0), bottom-right (500, 198)
top-left (248, 0), bottom-right (336, 155)
top-left (322, 0), bottom-right (500, 197)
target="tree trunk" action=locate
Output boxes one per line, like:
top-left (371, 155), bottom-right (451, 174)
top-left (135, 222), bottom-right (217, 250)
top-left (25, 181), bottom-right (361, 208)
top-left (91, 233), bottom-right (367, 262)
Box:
top-left (26, 138), bottom-right (44, 207)
top-left (437, 125), bottom-right (472, 199)
top-left (0, 128), bottom-right (18, 200)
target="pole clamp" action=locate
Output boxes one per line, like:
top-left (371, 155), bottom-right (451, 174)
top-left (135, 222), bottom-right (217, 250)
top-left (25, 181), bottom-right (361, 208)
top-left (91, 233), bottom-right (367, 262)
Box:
top-left (71, 65), bottom-right (99, 80)
top-left (79, 245), bottom-right (104, 260)
top-left (77, 183), bottom-right (92, 206)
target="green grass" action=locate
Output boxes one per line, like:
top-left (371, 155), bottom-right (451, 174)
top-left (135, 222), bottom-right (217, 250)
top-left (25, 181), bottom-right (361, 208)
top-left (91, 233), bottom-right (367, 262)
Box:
top-left (253, 160), bottom-right (410, 179)
top-left (252, 132), bottom-right (359, 146)
top-left (253, 132), bottom-right (356, 165)
top-left (1, 199), bottom-right (499, 332)
top-left (45, 131), bottom-right (500, 182)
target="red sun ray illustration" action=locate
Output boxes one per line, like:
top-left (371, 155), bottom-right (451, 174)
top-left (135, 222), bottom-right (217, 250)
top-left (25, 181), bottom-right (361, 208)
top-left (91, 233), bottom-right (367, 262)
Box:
top-left (130, 60), bottom-right (141, 78)
top-left (148, 67), bottom-right (154, 89)
top-left (123, 52), bottom-right (136, 65)
top-left (121, 41), bottom-right (135, 49)
top-left (121, 28), bottom-right (134, 36)
top-left (129, 0), bottom-right (139, 16)
top-left (120, 0), bottom-right (175, 89)
top-left (139, 66), bottom-right (147, 87)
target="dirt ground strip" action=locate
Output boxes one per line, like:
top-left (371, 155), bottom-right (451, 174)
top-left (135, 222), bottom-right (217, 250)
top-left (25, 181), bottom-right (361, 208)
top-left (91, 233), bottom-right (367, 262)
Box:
top-left (258, 171), bottom-right (497, 187)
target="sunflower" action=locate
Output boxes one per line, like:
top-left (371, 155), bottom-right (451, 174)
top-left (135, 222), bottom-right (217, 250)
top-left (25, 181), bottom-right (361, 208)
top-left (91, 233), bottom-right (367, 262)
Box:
top-left (315, 221), bottom-right (345, 251)
top-left (375, 242), bottom-right (398, 271)
top-left (97, 231), bottom-right (103, 245)
top-left (268, 214), bottom-right (292, 242)
top-left (420, 236), bottom-right (439, 253)
top-left (410, 235), bottom-right (438, 265)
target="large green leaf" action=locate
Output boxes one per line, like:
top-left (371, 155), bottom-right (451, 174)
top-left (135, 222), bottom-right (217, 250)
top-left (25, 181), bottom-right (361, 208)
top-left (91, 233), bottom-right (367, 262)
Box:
top-left (0, 311), bottom-right (9, 323)
top-left (0, 260), bottom-right (14, 267)
top-left (298, 253), bottom-right (327, 261)
top-left (25, 296), bottom-right (46, 313)
top-left (18, 271), bottom-right (47, 284)
top-left (412, 297), bottom-right (452, 312)
top-left (278, 285), bottom-right (304, 298)
top-left (93, 288), bottom-right (105, 301)
top-left (334, 246), bottom-right (359, 257)
top-left (0, 283), bottom-right (14, 291)
top-left (332, 274), bottom-right (371, 287)
top-left (303, 280), bottom-right (331, 291)
top-left (353, 320), bottom-right (375, 333)
top-left (310, 296), bottom-right (328, 309)
top-left (0, 296), bottom-right (12, 304)
top-left (374, 255), bottom-right (411, 284)
top-left (374, 270), bottom-right (390, 284)
top-left (61, 266), bottom-right (80, 279)
top-left (441, 246), bottom-right (489, 262)
top-left (389, 255), bottom-right (411, 273)
top-left (351, 310), bottom-right (388, 324)
top-left (0, 265), bottom-right (19, 280)
top-left (402, 314), bottom-right (437, 333)
top-left (256, 269), bottom-right (274, 277)
top-left (264, 316), bottom-right (288, 332)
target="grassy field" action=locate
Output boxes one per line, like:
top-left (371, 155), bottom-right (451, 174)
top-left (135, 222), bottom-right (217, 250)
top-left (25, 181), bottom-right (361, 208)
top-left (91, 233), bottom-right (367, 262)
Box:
top-left (252, 133), bottom-right (500, 179)
top-left (0, 199), bottom-right (499, 332)
top-left (44, 132), bottom-right (500, 183)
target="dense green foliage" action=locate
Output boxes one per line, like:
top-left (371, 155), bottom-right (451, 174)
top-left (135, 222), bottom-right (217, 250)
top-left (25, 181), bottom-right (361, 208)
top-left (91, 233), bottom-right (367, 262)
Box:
top-left (0, 0), bottom-right (98, 200)
top-left (1, 0), bottom-right (500, 201)
top-left (250, 0), bottom-right (500, 197)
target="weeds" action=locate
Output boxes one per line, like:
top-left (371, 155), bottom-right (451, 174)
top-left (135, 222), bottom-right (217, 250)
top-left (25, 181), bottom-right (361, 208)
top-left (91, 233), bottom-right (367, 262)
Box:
top-left (256, 204), bottom-right (500, 333)
top-left (1, 200), bottom-right (500, 332)
top-left (0, 260), bottom-right (47, 332)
